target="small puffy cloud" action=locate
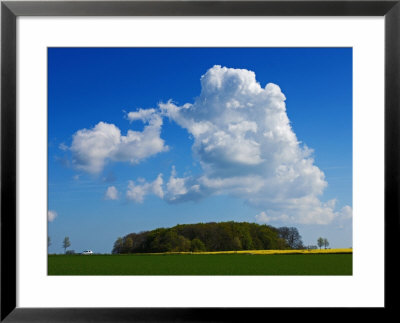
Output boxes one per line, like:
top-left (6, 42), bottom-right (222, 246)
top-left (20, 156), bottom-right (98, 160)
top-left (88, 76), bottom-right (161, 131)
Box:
top-left (70, 122), bottom-right (121, 174)
top-left (163, 167), bottom-right (205, 202)
top-left (126, 181), bottom-right (147, 203)
top-left (126, 167), bottom-right (205, 204)
top-left (126, 174), bottom-right (164, 203)
top-left (166, 166), bottom-right (189, 200)
top-left (70, 112), bottom-right (168, 174)
top-left (127, 108), bottom-right (157, 122)
top-left (48, 210), bottom-right (58, 222)
top-left (105, 186), bottom-right (119, 200)
top-left (152, 173), bottom-right (165, 199)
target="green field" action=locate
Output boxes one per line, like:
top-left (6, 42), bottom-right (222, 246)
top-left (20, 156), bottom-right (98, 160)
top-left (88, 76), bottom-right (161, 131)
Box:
top-left (48, 253), bottom-right (352, 275)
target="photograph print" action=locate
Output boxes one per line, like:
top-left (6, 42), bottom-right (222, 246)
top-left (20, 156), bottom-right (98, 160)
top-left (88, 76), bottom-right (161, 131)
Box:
top-left (47, 48), bottom-right (352, 275)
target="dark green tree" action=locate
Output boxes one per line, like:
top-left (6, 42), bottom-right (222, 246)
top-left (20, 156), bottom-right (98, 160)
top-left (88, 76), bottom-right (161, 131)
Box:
top-left (123, 237), bottom-right (134, 253)
top-left (278, 227), bottom-right (304, 249)
top-left (174, 235), bottom-right (191, 252)
top-left (191, 238), bottom-right (206, 252)
top-left (232, 236), bottom-right (242, 251)
top-left (112, 237), bottom-right (124, 254)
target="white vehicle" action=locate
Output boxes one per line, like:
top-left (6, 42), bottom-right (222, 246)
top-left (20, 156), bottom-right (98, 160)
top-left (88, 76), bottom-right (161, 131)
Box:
top-left (81, 250), bottom-right (93, 255)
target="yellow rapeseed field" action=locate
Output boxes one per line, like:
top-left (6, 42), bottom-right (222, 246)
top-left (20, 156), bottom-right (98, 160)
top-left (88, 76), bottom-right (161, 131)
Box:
top-left (150, 248), bottom-right (352, 255)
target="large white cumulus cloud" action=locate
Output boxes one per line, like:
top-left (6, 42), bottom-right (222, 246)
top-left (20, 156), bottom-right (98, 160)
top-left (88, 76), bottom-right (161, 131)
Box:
top-left (154, 65), bottom-right (350, 224)
top-left (70, 111), bottom-right (168, 174)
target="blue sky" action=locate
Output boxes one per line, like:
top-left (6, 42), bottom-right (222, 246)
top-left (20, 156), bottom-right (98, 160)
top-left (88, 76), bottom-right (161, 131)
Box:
top-left (48, 48), bottom-right (352, 254)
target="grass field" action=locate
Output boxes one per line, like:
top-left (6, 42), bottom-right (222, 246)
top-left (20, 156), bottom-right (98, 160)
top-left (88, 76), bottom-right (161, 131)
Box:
top-left (48, 250), bottom-right (352, 275)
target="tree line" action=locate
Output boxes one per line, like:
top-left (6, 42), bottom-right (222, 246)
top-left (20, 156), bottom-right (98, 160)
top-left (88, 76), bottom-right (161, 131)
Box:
top-left (112, 221), bottom-right (304, 254)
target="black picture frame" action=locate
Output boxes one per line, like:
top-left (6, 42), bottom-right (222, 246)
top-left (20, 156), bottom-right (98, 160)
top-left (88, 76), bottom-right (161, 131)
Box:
top-left (1, 0), bottom-right (399, 321)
